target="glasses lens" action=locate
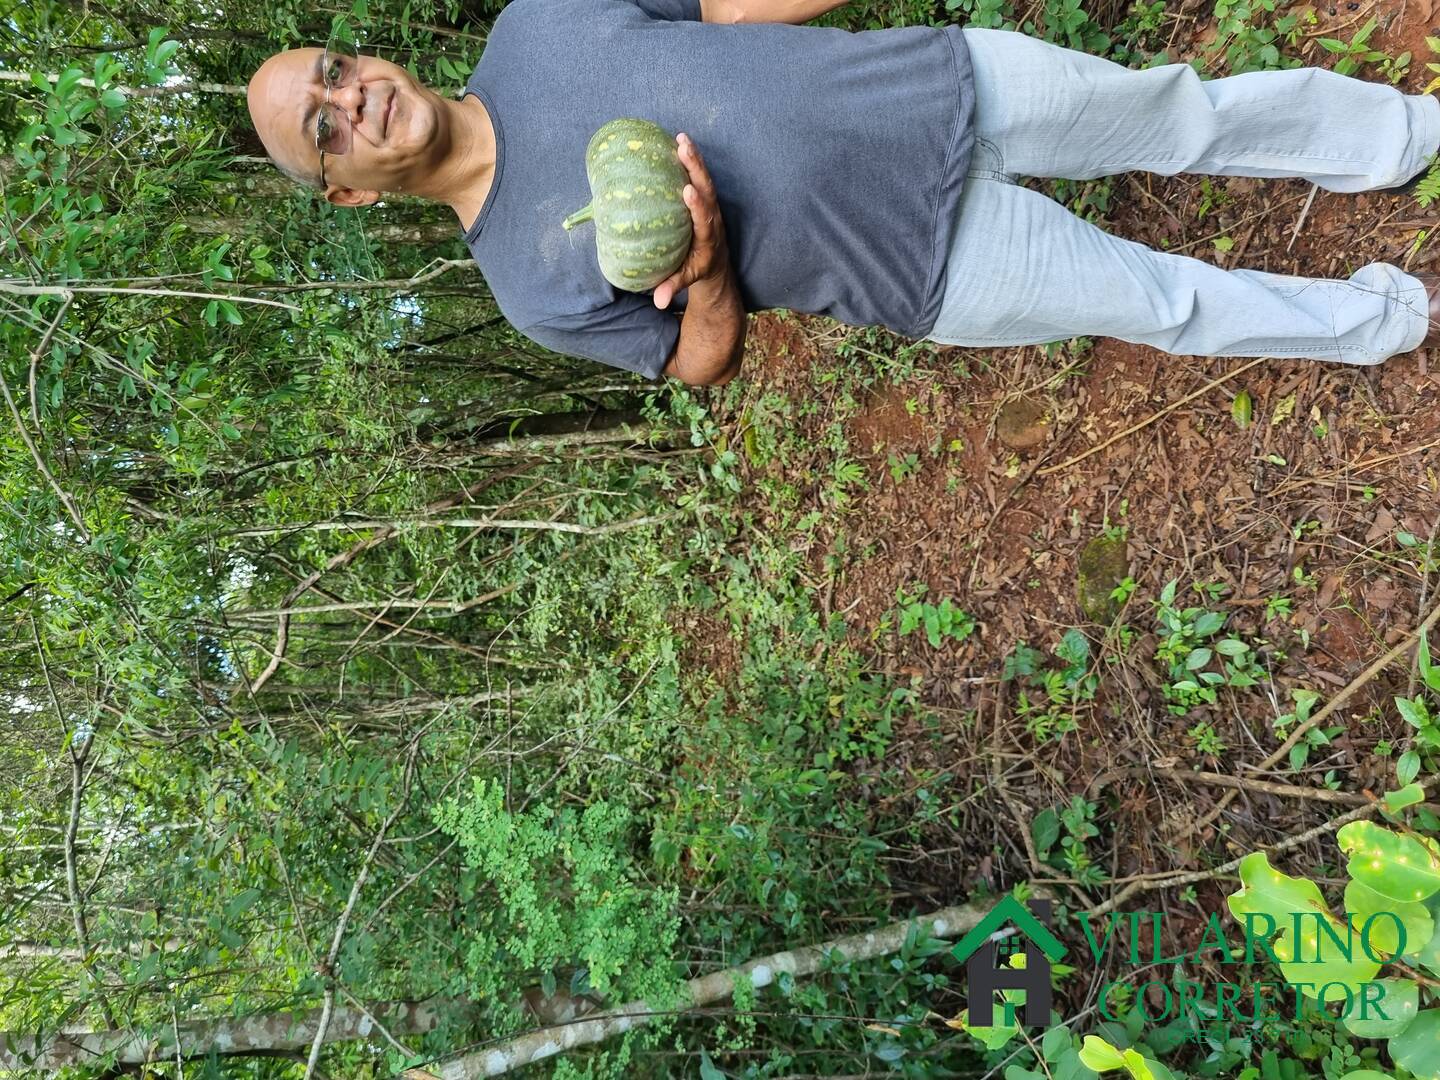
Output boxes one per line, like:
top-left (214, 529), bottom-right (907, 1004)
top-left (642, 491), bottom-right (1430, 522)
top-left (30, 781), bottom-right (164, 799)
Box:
top-left (323, 36), bottom-right (359, 87)
top-left (316, 103), bottom-right (351, 155)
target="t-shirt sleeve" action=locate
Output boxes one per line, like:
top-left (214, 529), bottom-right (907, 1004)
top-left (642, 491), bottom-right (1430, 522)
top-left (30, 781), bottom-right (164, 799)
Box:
top-left (625, 0), bottom-right (703, 20)
top-left (522, 299), bottom-right (679, 380)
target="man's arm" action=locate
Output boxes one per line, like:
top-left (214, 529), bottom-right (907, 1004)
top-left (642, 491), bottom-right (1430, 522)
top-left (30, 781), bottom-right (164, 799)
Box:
top-left (701, 0), bottom-right (849, 24)
top-left (661, 268), bottom-right (746, 386)
top-left (652, 132), bottom-right (747, 387)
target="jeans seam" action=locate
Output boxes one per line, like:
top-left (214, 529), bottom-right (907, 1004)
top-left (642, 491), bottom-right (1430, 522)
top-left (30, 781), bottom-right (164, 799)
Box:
top-left (937, 331), bottom-right (1375, 356)
top-left (1090, 147), bottom-right (1381, 170)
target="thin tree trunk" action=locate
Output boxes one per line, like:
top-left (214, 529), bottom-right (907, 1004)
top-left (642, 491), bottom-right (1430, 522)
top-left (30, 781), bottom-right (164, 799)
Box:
top-left (0, 1000), bottom-right (461, 1071)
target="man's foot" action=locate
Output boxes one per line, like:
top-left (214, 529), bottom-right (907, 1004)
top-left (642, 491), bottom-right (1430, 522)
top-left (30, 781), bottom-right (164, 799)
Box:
top-left (1415, 271), bottom-right (1440, 348)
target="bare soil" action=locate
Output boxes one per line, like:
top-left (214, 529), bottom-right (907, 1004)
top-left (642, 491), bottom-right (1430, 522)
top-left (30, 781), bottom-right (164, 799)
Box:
top-left (687, 0), bottom-right (1440, 969)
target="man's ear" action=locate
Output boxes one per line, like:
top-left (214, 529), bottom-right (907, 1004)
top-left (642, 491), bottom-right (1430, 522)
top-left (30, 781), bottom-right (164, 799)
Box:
top-left (326, 187), bottom-right (382, 208)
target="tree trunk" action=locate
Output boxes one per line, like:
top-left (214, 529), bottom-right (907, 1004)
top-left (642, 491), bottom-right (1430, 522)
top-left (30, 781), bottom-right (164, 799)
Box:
top-left (0, 1000), bottom-right (462, 1071)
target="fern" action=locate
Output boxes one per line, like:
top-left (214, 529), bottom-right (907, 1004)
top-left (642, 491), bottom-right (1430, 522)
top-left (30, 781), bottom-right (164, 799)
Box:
top-left (433, 777), bottom-right (684, 1013)
top-left (1415, 160), bottom-right (1440, 209)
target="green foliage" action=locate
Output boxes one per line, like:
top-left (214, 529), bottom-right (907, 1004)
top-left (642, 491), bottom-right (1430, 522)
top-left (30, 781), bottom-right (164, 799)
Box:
top-left (1030, 794), bottom-right (1107, 886)
top-left (1315, 19), bottom-right (1400, 80)
top-left (1205, 0), bottom-right (1305, 74)
top-left (894, 583), bottom-right (977, 648)
top-left (1153, 579), bottom-right (1274, 715)
top-left (1223, 820), bottom-right (1440, 1080)
top-left (434, 778), bottom-right (683, 1009)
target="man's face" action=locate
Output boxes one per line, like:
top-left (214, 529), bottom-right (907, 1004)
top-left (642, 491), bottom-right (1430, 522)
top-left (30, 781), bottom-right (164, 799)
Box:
top-left (246, 48), bottom-right (444, 202)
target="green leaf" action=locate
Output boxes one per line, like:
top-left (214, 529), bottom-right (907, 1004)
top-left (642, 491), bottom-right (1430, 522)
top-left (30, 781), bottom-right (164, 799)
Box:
top-left (1229, 852), bottom-right (1380, 1000)
top-left (223, 887), bottom-right (262, 919)
top-left (1343, 878), bottom-right (1433, 957)
top-left (1232, 852), bottom-right (1330, 933)
top-left (1043, 1024), bottom-right (1072, 1062)
top-left (1032, 808), bottom-right (1060, 855)
top-left (1390, 1009), bottom-right (1440, 1080)
top-left (1232, 390), bottom-right (1253, 428)
top-left (697, 1046), bottom-right (725, 1080)
top-left (1337, 821), bottom-right (1440, 903)
top-left (1420, 631), bottom-right (1440, 692)
top-left (1382, 784), bottom-right (1426, 813)
top-left (1398, 751), bottom-right (1422, 787)
top-left (1338, 977), bottom-right (1418, 1038)
top-left (1079, 1036), bottom-right (1127, 1073)
top-left (959, 1004), bottom-right (1020, 1050)
top-left (99, 88), bottom-right (126, 110)
top-left (1407, 893), bottom-right (1440, 975)
top-left (1193, 611), bottom-right (1226, 637)
top-left (1396, 696), bottom-right (1430, 730)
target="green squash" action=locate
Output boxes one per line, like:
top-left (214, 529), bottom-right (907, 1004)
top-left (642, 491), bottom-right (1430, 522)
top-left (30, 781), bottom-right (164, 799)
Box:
top-left (561, 118), bottom-right (692, 293)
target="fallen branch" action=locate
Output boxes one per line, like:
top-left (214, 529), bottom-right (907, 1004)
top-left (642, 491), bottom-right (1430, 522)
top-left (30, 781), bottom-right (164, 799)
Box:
top-left (430, 901), bottom-right (993, 1079)
top-left (1037, 359), bottom-right (1265, 476)
top-left (225, 509), bottom-right (687, 540)
top-left (0, 280), bottom-right (299, 309)
top-left (0, 70), bottom-right (244, 96)
top-left (1188, 594), bottom-right (1440, 837)
top-left (0, 1000), bottom-right (455, 1071)
top-left (1088, 773), bottom-right (1440, 918)
top-left (1093, 765), bottom-right (1440, 812)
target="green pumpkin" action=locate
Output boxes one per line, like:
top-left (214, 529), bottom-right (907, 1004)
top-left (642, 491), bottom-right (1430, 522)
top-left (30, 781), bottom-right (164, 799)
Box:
top-left (561, 118), bottom-right (692, 293)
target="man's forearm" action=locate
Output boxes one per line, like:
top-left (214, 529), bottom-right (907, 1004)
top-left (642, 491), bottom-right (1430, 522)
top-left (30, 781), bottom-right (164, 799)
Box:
top-left (664, 268), bottom-right (747, 386)
top-left (723, 0), bottom-right (850, 23)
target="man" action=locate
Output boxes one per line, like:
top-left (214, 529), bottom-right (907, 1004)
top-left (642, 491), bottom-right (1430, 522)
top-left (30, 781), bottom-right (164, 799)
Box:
top-left (246, 0), bottom-right (1440, 389)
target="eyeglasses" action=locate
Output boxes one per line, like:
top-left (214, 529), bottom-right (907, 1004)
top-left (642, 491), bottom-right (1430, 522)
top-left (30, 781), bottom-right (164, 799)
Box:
top-left (315, 35), bottom-right (359, 188)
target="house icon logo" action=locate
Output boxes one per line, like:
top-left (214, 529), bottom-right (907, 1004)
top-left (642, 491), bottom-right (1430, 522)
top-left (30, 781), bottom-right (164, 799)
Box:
top-left (951, 896), bottom-right (1067, 1028)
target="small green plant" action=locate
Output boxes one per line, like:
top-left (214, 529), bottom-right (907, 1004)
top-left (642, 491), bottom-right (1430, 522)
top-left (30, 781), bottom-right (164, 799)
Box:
top-left (1316, 18), bottom-right (1396, 78)
top-left (1030, 794), bottom-right (1109, 887)
top-left (1151, 579), bottom-right (1270, 714)
top-left (1058, 794), bottom-right (1105, 884)
top-left (944, 0), bottom-right (1016, 30)
top-left (1206, 0), bottom-right (1305, 74)
top-left (1109, 575), bottom-right (1138, 605)
top-left (1273, 688), bottom-right (1344, 771)
top-left (1028, 0), bottom-right (1111, 52)
top-left (1109, 0), bottom-right (1168, 66)
top-left (1265, 594), bottom-right (1294, 621)
top-left (1394, 630), bottom-right (1440, 783)
top-left (1188, 720), bottom-right (1227, 756)
top-left (1224, 823), bottom-right (1440, 1080)
top-left (887, 450), bottom-right (920, 485)
top-left (894, 583), bottom-right (976, 648)
top-left (1004, 631), bottom-right (1099, 742)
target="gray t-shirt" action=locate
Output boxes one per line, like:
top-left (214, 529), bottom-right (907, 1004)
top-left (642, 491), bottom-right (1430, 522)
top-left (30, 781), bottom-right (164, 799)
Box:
top-left (462, 0), bottom-right (976, 378)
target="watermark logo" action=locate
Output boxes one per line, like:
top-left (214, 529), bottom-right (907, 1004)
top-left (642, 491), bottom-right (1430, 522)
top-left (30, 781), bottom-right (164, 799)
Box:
top-left (951, 896), bottom-right (1069, 1027)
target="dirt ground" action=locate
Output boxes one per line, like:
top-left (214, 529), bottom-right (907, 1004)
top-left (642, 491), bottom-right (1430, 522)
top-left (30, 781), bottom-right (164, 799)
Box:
top-left (687, 0), bottom-right (1440, 972)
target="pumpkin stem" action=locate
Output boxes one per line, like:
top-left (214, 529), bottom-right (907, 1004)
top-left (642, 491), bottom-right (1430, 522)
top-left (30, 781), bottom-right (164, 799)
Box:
top-left (562, 203), bottom-right (594, 231)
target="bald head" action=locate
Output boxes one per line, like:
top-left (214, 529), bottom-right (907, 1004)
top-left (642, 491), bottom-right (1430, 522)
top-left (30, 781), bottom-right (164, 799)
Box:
top-left (245, 47), bottom-right (454, 206)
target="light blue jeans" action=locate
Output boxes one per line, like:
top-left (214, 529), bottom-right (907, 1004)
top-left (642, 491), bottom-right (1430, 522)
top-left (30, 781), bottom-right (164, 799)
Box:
top-left (928, 28), bottom-right (1440, 365)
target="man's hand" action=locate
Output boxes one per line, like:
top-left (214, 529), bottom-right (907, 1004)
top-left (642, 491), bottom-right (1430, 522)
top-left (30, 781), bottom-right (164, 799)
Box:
top-left (654, 133), bottom-right (731, 310)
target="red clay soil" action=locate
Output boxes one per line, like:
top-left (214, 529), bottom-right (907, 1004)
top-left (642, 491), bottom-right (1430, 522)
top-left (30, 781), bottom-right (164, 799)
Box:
top-left (688, 0), bottom-right (1440, 937)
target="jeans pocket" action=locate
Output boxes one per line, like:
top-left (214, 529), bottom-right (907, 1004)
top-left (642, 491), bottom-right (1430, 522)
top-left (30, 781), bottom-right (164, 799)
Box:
top-left (966, 135), bottom-right (1018, 184)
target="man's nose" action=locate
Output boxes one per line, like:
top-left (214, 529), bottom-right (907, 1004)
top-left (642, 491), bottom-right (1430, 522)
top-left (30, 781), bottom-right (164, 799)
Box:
top-left (331, 80), bottom-right (366, 123)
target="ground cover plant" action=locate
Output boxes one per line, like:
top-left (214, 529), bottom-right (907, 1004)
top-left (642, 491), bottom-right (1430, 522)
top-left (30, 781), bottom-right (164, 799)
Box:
top-left (3, 0), bottom-right (1440, 1077)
